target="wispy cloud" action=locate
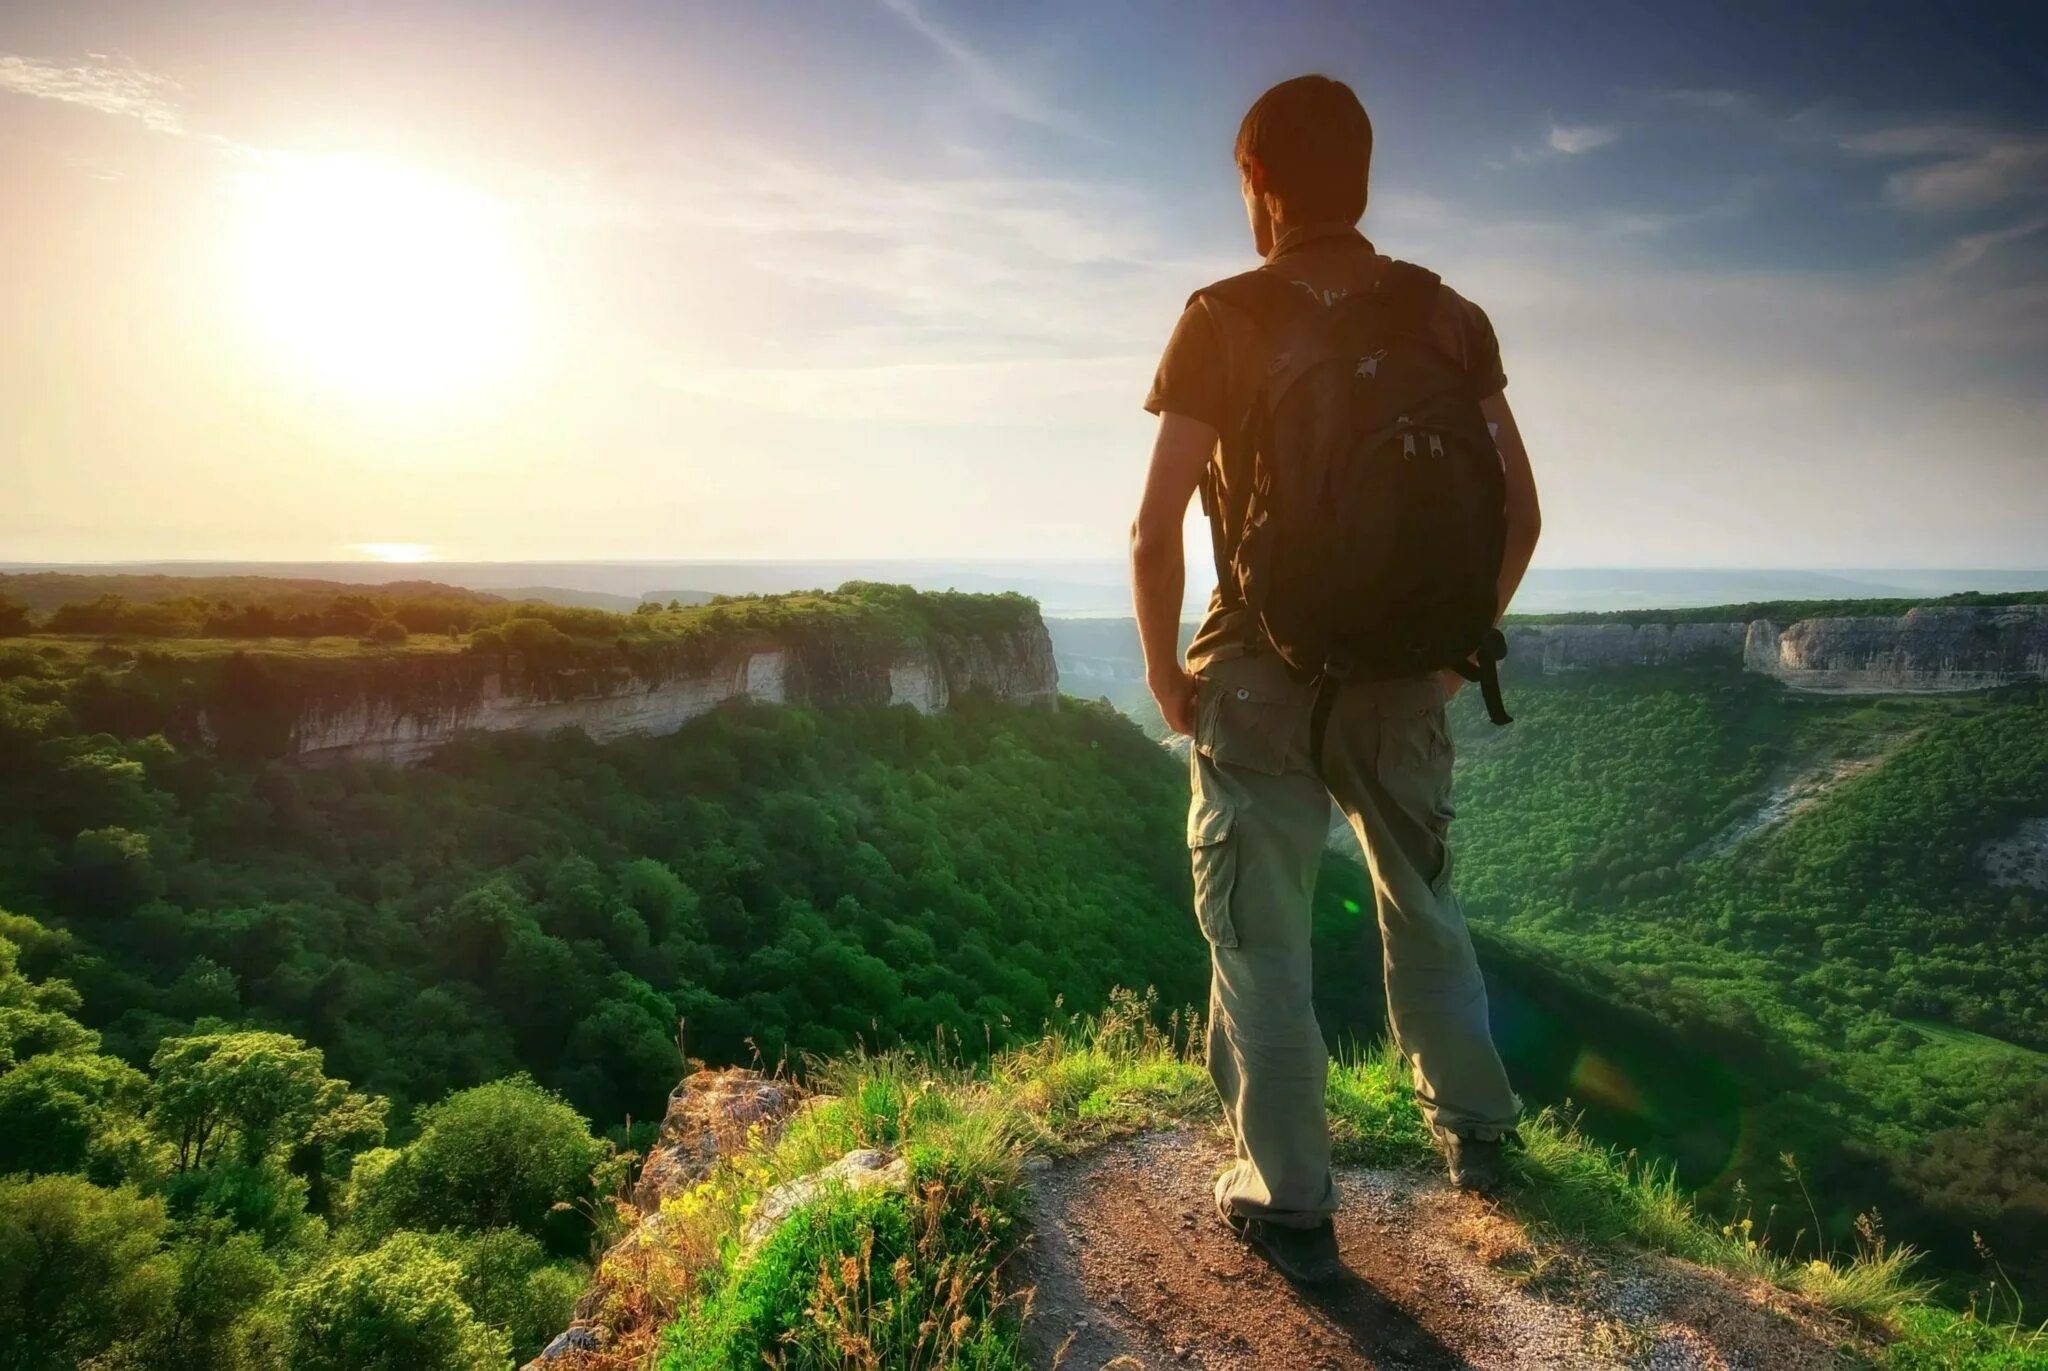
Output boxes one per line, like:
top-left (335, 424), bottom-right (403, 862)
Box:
top-left (1547, 122), bottom-right (1617, 155)
top-left (874, 0), bottom-right (1074, 131)
top-left (1840, 122), bottom-right (2048, 212)
top-left (0, 53), bottom-right (183, 134)
top-left (1942, 214), bottom-right (2048, 273)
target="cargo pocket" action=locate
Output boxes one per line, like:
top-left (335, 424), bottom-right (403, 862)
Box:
top-left (1186, 796), bottom-right (1241, 950)
top-left (1194, 658), bottom-right (1308, 777)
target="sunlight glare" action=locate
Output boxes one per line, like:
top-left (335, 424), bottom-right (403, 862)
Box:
top-left (229, 154), bottom-right (530, 402)
top-left (353, 542), bottom-right (434, 563)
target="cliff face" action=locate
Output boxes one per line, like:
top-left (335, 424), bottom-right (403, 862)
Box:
top-left (1508, 622), bottom-right (1748, 672)
top-left (204, 617), bottom-right (1060, 767)
top-left (1509, 605), bottom-right (2048, 693)
top-left (1744, 605), bottom-right (2048, 693)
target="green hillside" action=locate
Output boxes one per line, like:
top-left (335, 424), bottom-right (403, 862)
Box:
top-left (1449, 660), bottom-right (2048, 1293)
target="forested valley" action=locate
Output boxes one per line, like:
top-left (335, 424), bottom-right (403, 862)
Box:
top-left (0, 578), bottom-right (2043, 1366)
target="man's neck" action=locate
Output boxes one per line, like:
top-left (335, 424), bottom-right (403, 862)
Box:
top-left (1264, 220), bottom-right (1368, 263)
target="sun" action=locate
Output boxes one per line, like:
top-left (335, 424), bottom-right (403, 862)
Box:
top-left (228, 154), bottom-right (530, 402)
top-left (353, 542), bottom-right (434, 563)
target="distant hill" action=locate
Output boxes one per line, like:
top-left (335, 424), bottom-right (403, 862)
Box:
top-left (0, 569), bottom-right (502, 612)
top-left (490, 585), bottom-right (646, 612)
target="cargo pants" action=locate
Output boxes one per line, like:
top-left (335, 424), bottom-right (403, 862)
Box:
top-left (1188, 650), bottom-right (1521, 1227)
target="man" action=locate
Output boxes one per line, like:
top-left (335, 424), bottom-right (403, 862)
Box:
top-left (1129, 74), bottom-right (1542, 1285)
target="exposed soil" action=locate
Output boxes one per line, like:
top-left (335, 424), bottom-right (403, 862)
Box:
top-left (1696, 734), bottom-right (1919, 859)
top-left (1011, 1128), bottom-right (1863, 1370)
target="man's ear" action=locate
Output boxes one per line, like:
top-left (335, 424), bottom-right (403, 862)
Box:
top-left (1241, 153), bottom-right (1268, 198)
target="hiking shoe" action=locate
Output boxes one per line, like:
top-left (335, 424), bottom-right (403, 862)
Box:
top-left (1223, 1213), bottom-right (1345, 1285)
top-left (1441, 1131), bottom-right (1517, 1198)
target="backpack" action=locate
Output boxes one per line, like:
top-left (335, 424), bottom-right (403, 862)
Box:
top-left (1192, 258), bottom-right (1515, 739)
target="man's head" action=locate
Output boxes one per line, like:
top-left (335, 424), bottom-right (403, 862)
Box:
top-left (1235, 74), bottom-right (1373, 256)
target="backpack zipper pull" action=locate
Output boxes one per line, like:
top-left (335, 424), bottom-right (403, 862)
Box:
top-left (1402, 432), bottom-right (1417, 460)
top-left (1428, 433), bottom-right (1445, 459)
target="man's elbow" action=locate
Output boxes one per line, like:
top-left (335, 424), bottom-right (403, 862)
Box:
top-left (1129, 517), bottom-right (1175, 568)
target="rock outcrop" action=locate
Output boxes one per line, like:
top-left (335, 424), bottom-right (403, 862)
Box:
top-left (524, 1066), bottom-right (805, 1369)
top-left (1507, 605), bottom-right (2048, 693)
top-left (631, 1068), bottom-right (801, 1215)
top-left (1744, 605), bottom-right (2048, 692)
top-left (201, 612), bottom-right (1059, 767)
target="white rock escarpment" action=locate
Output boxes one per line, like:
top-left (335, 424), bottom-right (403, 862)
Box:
top-left (1508, 605), bottom-right (2048, 694)
top-left (206, 614), bottom-right (1061, 767)
top-left (1744, 606), bottom-right (2048, 693)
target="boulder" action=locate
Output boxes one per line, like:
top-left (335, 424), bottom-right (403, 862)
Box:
top-left (741, 1147), bottom-right (911, 1249)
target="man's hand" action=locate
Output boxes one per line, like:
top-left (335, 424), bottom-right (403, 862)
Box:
top-left (1151, 665), bottom-right (1199, 736)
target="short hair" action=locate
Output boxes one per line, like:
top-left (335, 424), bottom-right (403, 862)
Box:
top-left (1234, 75), bottom-right (1373, 223)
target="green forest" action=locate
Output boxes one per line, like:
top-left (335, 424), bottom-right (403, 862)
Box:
top-left (1, 579), bottom-right (2044, 1364)
top-left (1447, 660), bottom-right (2048, 1296)
top-left (0, 587), bottom-right (1196, 1365)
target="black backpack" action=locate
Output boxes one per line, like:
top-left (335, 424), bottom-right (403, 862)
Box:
top-left (1194, 258), bottom-right (1514, 738)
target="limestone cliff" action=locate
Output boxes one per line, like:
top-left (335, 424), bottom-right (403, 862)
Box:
top-left (1743, 605), bottom-right (2048, 693)
top-left (1507, 621), bottom-right (1748, 672)
top-left (1507, 604), bottom-right (2048, 693)
top-left (198, 611), bottom-right (1059, 766)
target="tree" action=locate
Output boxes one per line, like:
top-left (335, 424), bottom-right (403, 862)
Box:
top-left (144, 1217), bottom-right (280, 1370)
top-left (271, 1233), bottom-right (509, 1371)
top-left (0, 924), bottom-right (100, 1071)
top-left (345, 1075), bottom-right (604, 1255)
top-left (148, 1031), bottom-right (347, 1171)
top-left (0, 1050), bottom-right (150, 1181)
top-left (0, 596), bottom-right (31, 637)
top-left (0, 1174), bottom-right (175, 1370)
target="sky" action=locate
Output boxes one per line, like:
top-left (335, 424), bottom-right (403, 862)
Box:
top-left (2, 0), bottom-right (2045, 570)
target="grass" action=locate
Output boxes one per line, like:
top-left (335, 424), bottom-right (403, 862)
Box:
top-left (635, 989), bottom-right (2044, 1370)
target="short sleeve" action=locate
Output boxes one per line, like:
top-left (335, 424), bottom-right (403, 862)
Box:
top-left (1436, 285), bottom-right (1507, 397)
top-left (1143, 298), bottom-right (1229, 430)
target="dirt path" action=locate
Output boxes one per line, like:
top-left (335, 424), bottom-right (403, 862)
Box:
top-left (1011, 1129), bottom-right (1858, 1371)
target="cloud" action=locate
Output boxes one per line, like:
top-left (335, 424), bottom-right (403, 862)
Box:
top-left (576, 139), bottom-right (1229, 373)
top-left (1839, 122), bottom-right (2048, 212)
top-left (1942, 214), bottom-right (2048, 273)
top-left (1546, 122), bottom-right (1617, 155)
top-left (0, 53), bottom-right (183, 133)
top-left (875, 0), bottom-right (1075, 131)
top-left (660, 353), bottom-right (1148, 425)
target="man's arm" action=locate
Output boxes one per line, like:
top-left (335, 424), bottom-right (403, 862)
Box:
top-left (1483, 390), bottom-right (1541, 615)
top-left (1442, 390), bottom-right (1541, 699)
top-left (1131, 410), bottom-right (1217, 736)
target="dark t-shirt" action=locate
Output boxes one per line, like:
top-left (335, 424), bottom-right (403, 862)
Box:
top-left (1144, 221), bottom-right (1508, 671)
